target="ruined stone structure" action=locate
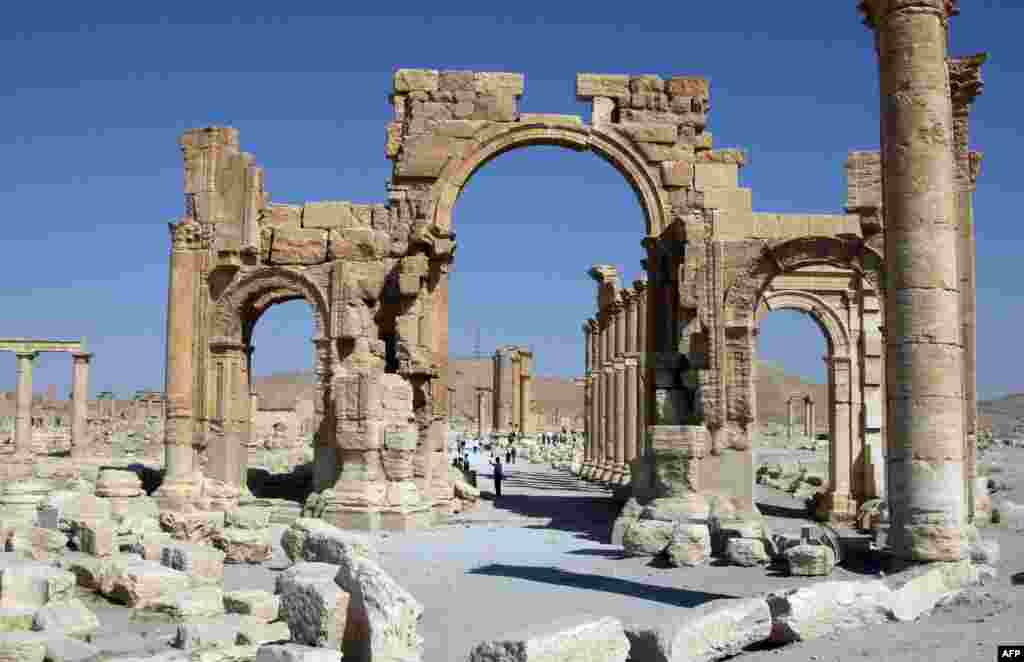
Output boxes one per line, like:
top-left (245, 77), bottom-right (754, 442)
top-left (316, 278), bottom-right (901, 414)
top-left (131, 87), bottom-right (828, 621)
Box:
top-left (475, 386), bottom-right (491, 437)
top-left (491, 345), bottom-right (534, 434)
top-left (162, 12), bottom-right (985, 542)
top-left (0, 338), bottom-right (91, 459)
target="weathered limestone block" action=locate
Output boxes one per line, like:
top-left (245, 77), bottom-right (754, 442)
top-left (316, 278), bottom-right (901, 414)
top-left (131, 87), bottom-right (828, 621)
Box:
top-left (725, 538), bottom-right (769, 567)
top-left (637, 143), bottom-right (695, 164)
top-left (39, 493), bottom-right (112, 535)
top-left (237, 619), bottom-right (291, 647)
top-left (969, 538), bottom-right (999, 565)
top-left (302, 201), bottom-right (363, 230)
top-left (0, 607), bottom-right (35, 633)
top-left (10, 527), bottom-right (67, 560)
top-left (467, 615), bottom-right (629, 662)
top-left (709, 518), bottom-right (767, 556)
top-left (472, 94), bottom-right (517, 122)
top-left (518, 113), bottom-right (583, 129)
top-left (640, 495), bottom-right (710, 524)
top-left (660, 161), bottom-right (694, 188)
top-left (474, 72), bottom-right (524, 96)
top-left (609, 499), bottom-right (644, 547)
top-left (161, 542), bottom-right (226, 586)
top-left (0, 480), bottom-right (53, 522)
top-left (214, 528), bottom-right (272, 564)
top-left (225, 508), bottom-right (271, 531)
top-left (280, 519), bottom-right (378, 566)
top-left (327, 228), bottom-right (390, 261)
top-left (785, 544), bottom-right (836, 577)
top-left (261, 204), bottom-right (302, 229)
top-left (625, 598), bottom-right (770, 662)
top-left (269, 228), bottom-right (327, 265)
top-left (617, 122), bottom-right (678, 144)
top-left (78, 520), bottom-right (115, 558)
top-left (94, 469), bottom-right (143, 499)
top-left (0, 563), bottom-right (75, 608)
top-left (767, 581), bottom-right (893, 643)
top-left (106, 560), bottom-right (191, 608)
top-left (276, 566), bottom-right (349, 650)
top-left (147, 586), bottom-right (225, 621)
top-left (576, 74), bottom-right (630, 101)
top-left (135, 530), bottom-right (173, 561)
top-left (333, 553), bottom-right (424, 662)
top-left (41, 635), bottom-right (102, 662)
top-left (159, 511), bottom-right (220, 543)
top-left (224, 590), bottom-right (280, 624)
top-left (621, 520), bottom-right (675, 557)
top-left (393, 69), bottom-right (440, 93)
top-left (0, 632), bottom-right (47, 662)
top-left (191, 643), bottom-right (259, 662)
top-left (31, 599), bottom-right (99, 639)
top-left (255, 644), bottom-right (342, 662)
top-left (665, 524), bottom-right (711, 568)
top-left (174, 616), bottom-right (245, 651)
top-left (885, 560), bottom-right (995, 622)
top-left (394, 135), bottom-right (466, 178)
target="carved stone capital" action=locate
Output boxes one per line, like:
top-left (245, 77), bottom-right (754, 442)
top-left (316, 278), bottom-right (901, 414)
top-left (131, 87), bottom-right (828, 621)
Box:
top-left (859, 0), bottom-right (959, 30)
top-left (949, 53), bottom-right (987, 115)
top-left (169, 217), bottom-right (212, 251)
top-left (71, 352), bottom-right (93, 364)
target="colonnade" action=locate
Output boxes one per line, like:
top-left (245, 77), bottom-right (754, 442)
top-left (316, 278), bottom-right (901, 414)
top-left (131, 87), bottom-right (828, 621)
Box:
top-left (579, 266), bottom-right (647, 485)
top-left (0, 338), bottom-right (92, 457)
top-left (785, 394), bottom-right (816, 441)
top-left (492, 346), bottom-right (534, 434)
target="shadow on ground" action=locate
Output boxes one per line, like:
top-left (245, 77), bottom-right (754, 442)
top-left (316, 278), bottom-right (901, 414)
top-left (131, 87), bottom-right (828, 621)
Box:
top-left (477, 467), bottom-right (619, 542)
top-left (468, 564), bottom-right (738, 608)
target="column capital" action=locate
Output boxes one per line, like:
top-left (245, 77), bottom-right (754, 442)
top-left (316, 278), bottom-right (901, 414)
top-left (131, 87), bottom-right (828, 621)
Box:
top-left (632, 278), bottom-right (648, 293)
top-left (71, 351), bottom-right (93, 362)
top-left (209, 340), bottom-right (247, 354)
top-left (949, 53), bottom-right (988, 115)
top-left (168, 216), bottom-right (212, 251)
top-left (15, 351), bottom-right (37, 361)
top-left (859, 0), bottom-right (959, 30)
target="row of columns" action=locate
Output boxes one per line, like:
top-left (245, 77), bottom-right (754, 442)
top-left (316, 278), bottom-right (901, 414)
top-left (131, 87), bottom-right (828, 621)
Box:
top-left (10, 350), bottom-right (92, 456)
top-left (580, 266), bottom-right (647, 485)
top-left (491, 346), bottom-right (533, 434)
top-left (785, 395), bottom-right (816, 440)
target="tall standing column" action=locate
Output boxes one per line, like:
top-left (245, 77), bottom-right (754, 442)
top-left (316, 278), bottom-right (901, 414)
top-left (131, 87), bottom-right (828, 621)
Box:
top-left (612, 360), bottom-right (627, 483)
top-left (623, 358), bottom-right (638, 477)
top-left (476, 387), bottom-right (488, 437)
top-left (593, 371), bottom-right (604, 479)
top-left (861, 0), bottom-right (967, 560)
top-left (511, 354), bottom-right (522, 434)
top-left (825, 356), bottom-right (855, 520)
top-left (157, 217), bottom-right (206, 508)
top-left (14, 352), bottom-right (36, 457)
top-left (634, 280), bottom-right (648, 458)
top-left (601, 365), bottom-right (615, 482)
top-left (582, 321), bottom-right (594, 475)
top-left (787, 398), bottom-right (795, 441)
top-left (71, 352), bottom-right (92, 457)
top-left (519, 352), bottom-right (533, 434)
top-left (803, 397), bottom-right (813, 438)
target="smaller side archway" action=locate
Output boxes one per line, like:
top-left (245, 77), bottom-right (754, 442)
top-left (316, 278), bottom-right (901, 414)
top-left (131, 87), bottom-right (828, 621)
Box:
top-left (204, 267), bottom-right (334, 489)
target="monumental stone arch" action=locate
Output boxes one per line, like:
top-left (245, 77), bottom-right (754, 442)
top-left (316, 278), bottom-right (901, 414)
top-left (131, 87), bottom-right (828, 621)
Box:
top-left (160, 51), bottom-right (986, 540)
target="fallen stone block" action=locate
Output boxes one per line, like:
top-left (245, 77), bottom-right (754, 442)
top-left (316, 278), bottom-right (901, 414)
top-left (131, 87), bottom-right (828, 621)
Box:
top-left (213, 528), bottom-right (272, 564)
top-left (134, 530), bottom-right (173, 561)
top-left (255, 644), bottom-right (343, 662)
top-left (31, 599), bottom-right (99, 639)
top-left (159, 511), bottom-right (222, 543)
top-left (224, 590), bottom-right (280, 624)
top-left (785, 544), bottom-right (836, 576)
top-left (0, 562), bottom-right (75, 608)
top-left (885, 560), bottom-right (995, 622)
top-left (625, 597), bottom-right (771, 662)
top-left (0, 631), bottom-right (48, 662)
top-left (724, 538), bottom-right (769, 567)
top-left (191, 643), bottom-right (259, 662)
top-left (236, 619), bottom-right (291, 646)
top-left (146, 586), bottom-right (225, 621)
top-left (280, 518), bottom-right (377, 565)
top-left (467, 615), bottom-right (629, 662)
top-left (969, 538), bottom-right (1000, 565)
top-left (161, 542), bottom-right (226, 585)
top-left (277, 567), bottom-right (349, 649)
top-left (767, 580), bottom-right (894, 643)
top-left (665, 524), bottom-right (711, 567)
top-left (0, 607), bottom-right (36, 632)
top-left (710, 518), bottom-right (767, 556)
top-left (174, 616), bottom-right (244, 651)
top-left (225, 508), bottom-right (272, 530)
top-left (640, 496), bottom-right (710, 524)
top-left (106, 560), bottom-right (191, 608)
top-left (622, 520), bottom-right (675, 557)
top-left (42, 635), bottom-right (103, 662)
top-left (9, 527), bottom-right (67, 560)
top-left (78, 520), bottom-right (115, 558)
top-left (334, 553), bottom-right (423, 662)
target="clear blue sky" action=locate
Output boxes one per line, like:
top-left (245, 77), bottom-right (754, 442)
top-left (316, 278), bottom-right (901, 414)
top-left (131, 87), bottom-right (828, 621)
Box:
top-left (1, 2), bottom-right (1020, 401)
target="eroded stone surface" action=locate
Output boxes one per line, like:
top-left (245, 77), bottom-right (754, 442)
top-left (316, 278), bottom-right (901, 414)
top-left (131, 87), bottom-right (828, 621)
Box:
top-left (625, 598), bottom-right (771, 662)
top-left (467, 615), bottom-right (629, 662)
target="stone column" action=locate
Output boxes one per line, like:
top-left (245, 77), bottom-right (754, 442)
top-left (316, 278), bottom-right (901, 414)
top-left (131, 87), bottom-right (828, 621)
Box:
top-left (602, 365), bottom-right (615, 481)
top-left (824, 356), bottom-right (855, 521)
top-left (803, 397), bottom-right (813, 438)
top-left (594, 371), bottom-right (605, 480)
top-left (14, 352), bottom-right (36, 456)
top-left (208, 341), bottom-right (247, 488)
top-left (614, 301), bottom-right (626, 358)
top-left (511, 353), bottom-right (522, 435)
top-left (861, 0), bottom-right (967, 560)
top-left (475, 387), bottom-right (487, 437)
top-left (787, 398), bottom-right (796, 441)
top-left (492, 352), bottom-right (505, 433)
top-left (634, 280), bottom-right (648, 458)
top-left (624, 356), bottom-right (638, 475)
top-left (612, 360), bottom-right (627, 483)
top-left (249, 390), bottom-right (259, 445)
top-left (157, 217), bottom-right (206, 508)
top-left (519, 352), bottom-right (533, 434)
top-left (70, 352), bottom-right (92, 456)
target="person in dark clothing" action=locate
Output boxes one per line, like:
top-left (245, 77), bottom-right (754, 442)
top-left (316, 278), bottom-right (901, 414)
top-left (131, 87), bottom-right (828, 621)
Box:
top-left (491, 457), bottom-right (504, 497)
top-left (511, 445), bottom-right (517, 464)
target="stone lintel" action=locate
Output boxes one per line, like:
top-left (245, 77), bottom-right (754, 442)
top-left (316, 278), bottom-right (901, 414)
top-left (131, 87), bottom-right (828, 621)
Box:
top-left (0, 338), bottom-right (86, 354)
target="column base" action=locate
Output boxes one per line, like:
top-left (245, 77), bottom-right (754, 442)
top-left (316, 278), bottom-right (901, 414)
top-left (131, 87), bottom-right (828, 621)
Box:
top-left (154, 476), bottom-right (201, 512)
top-left (322, 503), bottom-right (434, 532)
top-left (814, 491), bottom-right (859, 524)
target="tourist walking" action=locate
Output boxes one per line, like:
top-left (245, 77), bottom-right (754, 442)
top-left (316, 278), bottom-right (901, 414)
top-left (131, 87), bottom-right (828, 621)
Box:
top-left (491, 456), bottom-right (504, 498)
